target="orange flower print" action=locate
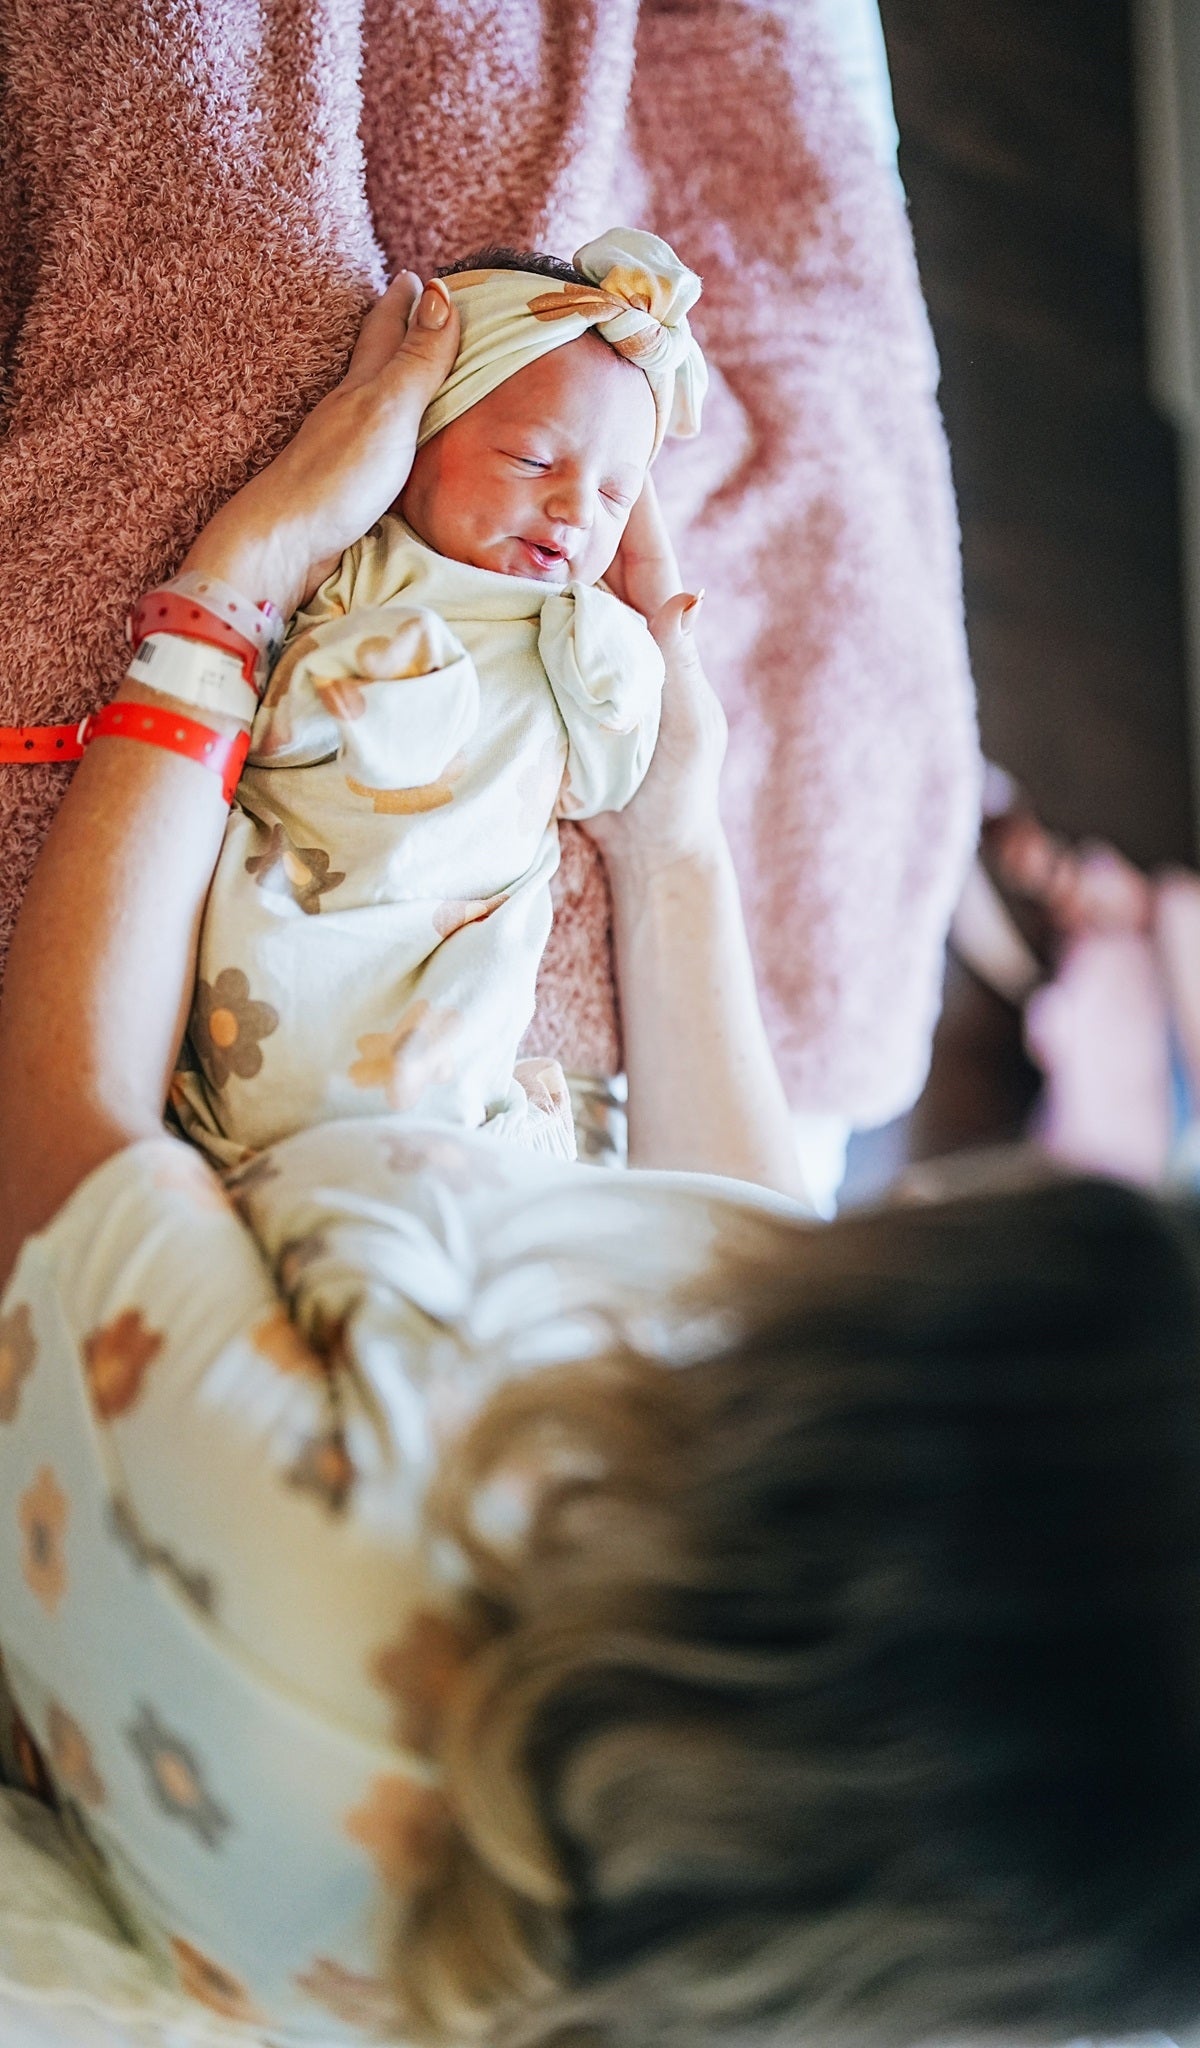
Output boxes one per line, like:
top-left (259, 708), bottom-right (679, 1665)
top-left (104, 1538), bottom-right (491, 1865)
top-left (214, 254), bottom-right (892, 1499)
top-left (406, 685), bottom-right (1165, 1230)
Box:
top-left (83, 1309), bottom-right (163, 1420)
top-left (529, 276), bottom-right (665, 364)
top-left (345, 773), bottom-right (453, 815)
top-left (127, 1704), bottom-right (230, 1848)
top-left (192, 968), bottom-right (278, 1089)
top-left (370, 1608), bottom-right (481, 1757)
top-left (46, 1701), bottom-right (105, 1806)
top-left (344, 1773), bottom-right (451, 1894)
top-left (349, 999), bottom-right (461, 1111)
top-left (295, 1956), bottom-right (399, 2031)
top-left (286, 1426), bottom-right (356, 1514)
top-left (251, 1308), bottom-right (321, 1375)
top-left (0, 1303), bottom-right (36, 1423)
top-left (528, 281), bottom-right (628, 326)
top-left (19, 1466), bottom-right (68, 1613)
top-left (262, 622), bottom-right (323, 711)
top-left (170, 1937), bottom-right (262, 2024)
top-left (432, 894), bottom-right (504, 940)
top-left (345, 746), bottom-right (467, 816)
top-left (245, 823), bottom-right (345, 916)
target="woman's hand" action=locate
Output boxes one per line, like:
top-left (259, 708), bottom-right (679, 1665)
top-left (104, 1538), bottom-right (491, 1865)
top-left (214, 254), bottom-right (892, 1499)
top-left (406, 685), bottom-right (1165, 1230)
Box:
top-left (180, 274), bottom-right (460, 619)
top-left (585, 475), bottom-right (728, 877)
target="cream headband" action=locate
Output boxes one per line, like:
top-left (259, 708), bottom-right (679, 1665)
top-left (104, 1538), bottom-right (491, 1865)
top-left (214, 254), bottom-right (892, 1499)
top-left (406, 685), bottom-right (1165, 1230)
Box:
top-left (416, 226), bottom-right (708, 459)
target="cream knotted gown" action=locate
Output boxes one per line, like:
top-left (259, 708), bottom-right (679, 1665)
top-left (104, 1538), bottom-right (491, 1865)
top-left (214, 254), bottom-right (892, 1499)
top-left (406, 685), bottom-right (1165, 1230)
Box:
top-left (174, 516), bottom-right (663, 1164)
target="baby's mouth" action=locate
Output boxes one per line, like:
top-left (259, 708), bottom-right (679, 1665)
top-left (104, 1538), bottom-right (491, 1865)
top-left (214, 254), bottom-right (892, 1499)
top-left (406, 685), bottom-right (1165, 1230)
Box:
top-left (519, 538), bottom-right (569, 574)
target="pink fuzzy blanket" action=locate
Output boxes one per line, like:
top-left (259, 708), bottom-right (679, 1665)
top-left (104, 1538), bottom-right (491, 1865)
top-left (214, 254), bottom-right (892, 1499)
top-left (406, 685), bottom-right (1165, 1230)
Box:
top-left (0, 0), bottom-right (978, 1128)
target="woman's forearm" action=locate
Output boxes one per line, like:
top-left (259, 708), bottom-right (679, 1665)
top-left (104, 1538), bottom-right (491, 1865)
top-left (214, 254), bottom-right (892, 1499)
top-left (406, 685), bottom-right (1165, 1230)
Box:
top-left (607, 835), bottom-right (808, 1198)
top-left (0, 696), bottom-right (234, 1288)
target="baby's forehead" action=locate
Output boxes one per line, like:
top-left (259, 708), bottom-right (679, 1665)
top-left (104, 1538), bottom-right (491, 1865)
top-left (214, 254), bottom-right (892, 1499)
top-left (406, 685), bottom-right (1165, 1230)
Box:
top-left (480, 342), bottom-right (654, 454)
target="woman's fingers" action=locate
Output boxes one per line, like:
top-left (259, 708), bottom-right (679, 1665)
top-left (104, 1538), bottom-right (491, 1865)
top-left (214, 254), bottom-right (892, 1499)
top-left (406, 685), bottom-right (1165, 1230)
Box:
top-left (377, 280), bottom-right (457, 402)
top-left (341, 271), bottom-right (423, 390)
top-left (610, 473), bottom-right (683, 621)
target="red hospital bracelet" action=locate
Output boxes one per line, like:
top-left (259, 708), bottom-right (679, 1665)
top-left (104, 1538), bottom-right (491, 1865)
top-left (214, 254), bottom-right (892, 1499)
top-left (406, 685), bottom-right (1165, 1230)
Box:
top-left (0, 722), bottom-right (89, 764)
top-left (126, 588), bottom-right (279, 695)
top-left (79, 702), bottom-right (250, 803)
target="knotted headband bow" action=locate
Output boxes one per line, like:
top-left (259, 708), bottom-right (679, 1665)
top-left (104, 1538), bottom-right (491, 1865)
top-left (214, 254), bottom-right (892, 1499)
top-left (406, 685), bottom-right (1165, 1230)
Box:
top-left (416, 226), bottom-right (708, 458)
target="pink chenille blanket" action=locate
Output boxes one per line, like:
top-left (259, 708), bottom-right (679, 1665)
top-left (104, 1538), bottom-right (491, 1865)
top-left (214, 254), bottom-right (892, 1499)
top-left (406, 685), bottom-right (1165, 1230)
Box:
top-left (0, 0), bottom-right (979, 1127)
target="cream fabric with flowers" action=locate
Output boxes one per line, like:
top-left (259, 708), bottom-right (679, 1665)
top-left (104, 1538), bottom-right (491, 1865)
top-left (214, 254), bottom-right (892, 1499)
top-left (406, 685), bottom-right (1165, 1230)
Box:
top-left (417, 226), bottom-right (708, 457)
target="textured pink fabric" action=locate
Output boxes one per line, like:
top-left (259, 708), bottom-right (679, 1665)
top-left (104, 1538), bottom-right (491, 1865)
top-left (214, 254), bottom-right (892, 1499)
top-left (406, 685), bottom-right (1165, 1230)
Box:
top-left (0, 0), bottom-right (978, 1126)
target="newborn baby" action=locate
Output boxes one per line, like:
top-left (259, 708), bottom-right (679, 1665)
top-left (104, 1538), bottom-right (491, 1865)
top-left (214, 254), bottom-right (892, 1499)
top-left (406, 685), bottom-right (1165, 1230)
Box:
top-left (174, 229), bottom-right (707, 1165)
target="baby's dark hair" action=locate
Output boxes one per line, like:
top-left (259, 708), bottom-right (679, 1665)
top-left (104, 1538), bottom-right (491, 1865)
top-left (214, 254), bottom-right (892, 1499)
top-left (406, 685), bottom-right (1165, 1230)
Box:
top-left (436, 245), bottom-right (588, 288)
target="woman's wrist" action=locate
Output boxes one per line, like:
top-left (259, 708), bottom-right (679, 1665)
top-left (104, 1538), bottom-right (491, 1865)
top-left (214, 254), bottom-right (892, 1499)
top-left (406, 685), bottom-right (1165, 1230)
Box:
top-left (178, 500), bottom-right (309, 621)
top-left (603, 822), bottom-right (731, 905)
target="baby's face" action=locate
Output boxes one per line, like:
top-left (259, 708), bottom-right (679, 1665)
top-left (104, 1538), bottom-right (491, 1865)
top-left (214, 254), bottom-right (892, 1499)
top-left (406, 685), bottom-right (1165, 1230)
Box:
top-left (399, 333), bottom-right (656, 586)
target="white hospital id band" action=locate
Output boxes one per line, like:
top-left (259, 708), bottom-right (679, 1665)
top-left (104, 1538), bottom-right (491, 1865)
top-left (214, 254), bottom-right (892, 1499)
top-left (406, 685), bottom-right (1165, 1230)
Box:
top-left (126, 634), bottom-right (261, 723)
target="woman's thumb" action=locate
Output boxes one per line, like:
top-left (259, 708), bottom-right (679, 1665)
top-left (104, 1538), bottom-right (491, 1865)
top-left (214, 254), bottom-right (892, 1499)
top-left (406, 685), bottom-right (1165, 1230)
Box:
top-left (650, 589), bottom-right (705, 649)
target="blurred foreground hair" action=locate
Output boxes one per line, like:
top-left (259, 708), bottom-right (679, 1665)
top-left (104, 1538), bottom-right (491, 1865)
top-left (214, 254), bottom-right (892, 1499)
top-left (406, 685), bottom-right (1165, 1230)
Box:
top-left (385, 1175), bottom-right (1200, 2048)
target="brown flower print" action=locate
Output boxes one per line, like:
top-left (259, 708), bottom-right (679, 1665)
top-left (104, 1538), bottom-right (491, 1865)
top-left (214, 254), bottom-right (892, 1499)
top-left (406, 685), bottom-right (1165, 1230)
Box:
top-left (19, 1466), bottom-right (68, 1614)
top-left (170, 1937), bottom-right (262, 2025)
top-left (0, 1303), bottom-right (36, 1423)
top-left (9, 1706), bottom-right (53, 1804)
top-left (379, 1128), bottom-right (506, 1193)
top-left (108, 1496), bottom-right (217, 1614)
top-left (127, 1703), bottom-right (231, 1848)
top-left (192, 968), bottom-right (279, 1089)
top-left (370, 1607), bottom-right (485, 1758)
top-left (277, 1231), bottom-right (328, 1292)
top-left (46, 1701), bottom-right (105, 1806)
top-left (349, 999), bottom-right (461, 1111)
top-left (223, 1149), bottom-right (282, 1214)
top-left (245, 823), bottom-right (345, 916)
top-left (344, 1773), bottom-right (452, 1894)
top-left (83, 1309), bottom-right (163, 1420)
top-left (251, 1308), bottom-right (322, 1375)
top-left (286, 1426), bottom-right (356, 1514)
top-left (295, 1956), bottom-right (399, 2032)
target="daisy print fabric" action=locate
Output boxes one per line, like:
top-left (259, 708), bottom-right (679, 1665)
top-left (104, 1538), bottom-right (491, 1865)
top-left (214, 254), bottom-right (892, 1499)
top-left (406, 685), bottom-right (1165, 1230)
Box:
top-left (0, 1119), bottom-right (809, 2039)
top-left (176, 517), bottom-right (659, 1166)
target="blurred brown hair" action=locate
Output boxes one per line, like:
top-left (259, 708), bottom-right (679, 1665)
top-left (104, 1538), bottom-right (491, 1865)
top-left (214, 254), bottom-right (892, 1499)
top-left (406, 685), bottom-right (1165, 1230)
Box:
top-left (385, 1176), bottom-right (1200, 2048)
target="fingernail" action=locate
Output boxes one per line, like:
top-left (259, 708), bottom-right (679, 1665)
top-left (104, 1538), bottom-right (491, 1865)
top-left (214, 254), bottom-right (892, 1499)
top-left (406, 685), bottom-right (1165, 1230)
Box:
top-left (417, 282), bottom-right (450, 330)
top-left (681, 588), bottom-right (705, 630)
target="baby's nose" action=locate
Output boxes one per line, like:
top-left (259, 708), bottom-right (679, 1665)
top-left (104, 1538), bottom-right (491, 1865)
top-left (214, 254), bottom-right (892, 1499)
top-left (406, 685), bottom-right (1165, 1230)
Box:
top-left (542, 477), bottom-right (593, 531)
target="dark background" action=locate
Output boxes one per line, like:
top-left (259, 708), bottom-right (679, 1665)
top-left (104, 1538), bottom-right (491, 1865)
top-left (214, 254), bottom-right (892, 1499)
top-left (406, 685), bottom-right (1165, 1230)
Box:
top-left (847, 0), bottom-right (1193, 1185)
top-left (876, 0), bottom-right (1192, 866)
